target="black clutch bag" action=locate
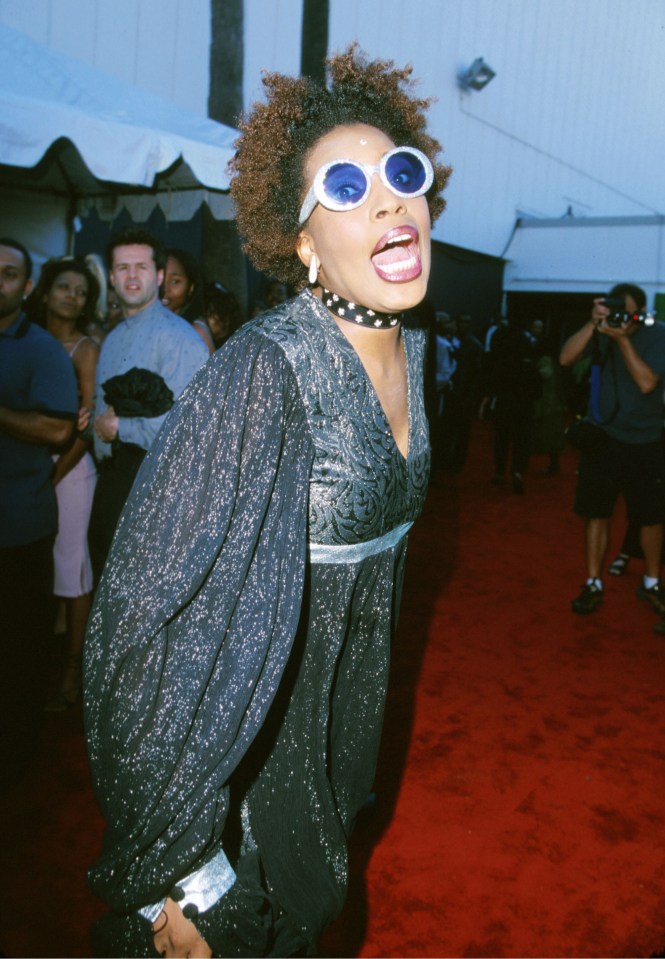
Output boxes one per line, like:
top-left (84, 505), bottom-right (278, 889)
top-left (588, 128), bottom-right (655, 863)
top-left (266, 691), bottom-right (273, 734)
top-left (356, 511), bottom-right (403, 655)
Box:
top-left (102, 367), bottom-right (174, 418)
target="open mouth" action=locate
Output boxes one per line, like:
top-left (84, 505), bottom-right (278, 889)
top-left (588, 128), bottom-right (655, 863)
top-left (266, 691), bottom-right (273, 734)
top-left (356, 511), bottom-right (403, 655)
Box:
top-left (371, 226), bottom-right (422, 282)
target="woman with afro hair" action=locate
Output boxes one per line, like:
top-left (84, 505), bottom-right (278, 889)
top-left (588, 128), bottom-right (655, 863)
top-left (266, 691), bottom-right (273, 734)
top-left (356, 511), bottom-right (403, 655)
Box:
top-left (84, 44), bottom-right (451, 958)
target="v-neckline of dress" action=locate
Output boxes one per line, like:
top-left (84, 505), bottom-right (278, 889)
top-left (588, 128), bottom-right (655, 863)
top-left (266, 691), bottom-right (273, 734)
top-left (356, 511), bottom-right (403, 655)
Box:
top-left (306, 290), bottom-right (412, 464)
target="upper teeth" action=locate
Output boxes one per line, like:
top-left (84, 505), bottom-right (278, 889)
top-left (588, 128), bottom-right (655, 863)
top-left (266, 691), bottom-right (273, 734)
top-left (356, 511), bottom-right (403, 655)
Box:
top-left (386, 233), bottom-right (413, 247)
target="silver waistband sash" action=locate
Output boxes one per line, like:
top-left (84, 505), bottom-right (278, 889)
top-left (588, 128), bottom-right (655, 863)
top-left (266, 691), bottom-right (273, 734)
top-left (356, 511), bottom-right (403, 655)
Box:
top-left (308, 521), bottom-right (413, 565)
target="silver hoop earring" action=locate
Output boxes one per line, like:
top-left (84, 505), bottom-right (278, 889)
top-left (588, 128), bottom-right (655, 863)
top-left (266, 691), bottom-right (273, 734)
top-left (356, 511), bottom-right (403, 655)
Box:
top-left (308, 253), bottom-right (319, 285)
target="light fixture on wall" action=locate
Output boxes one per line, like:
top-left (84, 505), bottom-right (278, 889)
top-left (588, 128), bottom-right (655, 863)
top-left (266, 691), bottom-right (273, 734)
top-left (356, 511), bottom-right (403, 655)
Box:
top-left (458, 57), bottom-right (496, 91)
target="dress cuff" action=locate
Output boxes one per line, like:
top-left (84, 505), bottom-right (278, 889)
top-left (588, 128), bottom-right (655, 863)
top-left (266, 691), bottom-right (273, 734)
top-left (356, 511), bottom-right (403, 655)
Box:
top-left (137, 846), bottom-right (237, 923)
top-left (138, 897), bottom-right (167, 924)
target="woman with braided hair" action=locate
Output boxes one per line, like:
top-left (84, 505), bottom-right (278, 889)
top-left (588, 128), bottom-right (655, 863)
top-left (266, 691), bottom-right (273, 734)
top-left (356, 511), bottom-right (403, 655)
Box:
top-left (84, 44), bottom-right (451, 958)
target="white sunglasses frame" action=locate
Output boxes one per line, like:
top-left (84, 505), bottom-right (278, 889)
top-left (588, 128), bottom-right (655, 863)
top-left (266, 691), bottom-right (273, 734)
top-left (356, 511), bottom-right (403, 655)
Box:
top-left (298, 146), bottom-right (434, 225)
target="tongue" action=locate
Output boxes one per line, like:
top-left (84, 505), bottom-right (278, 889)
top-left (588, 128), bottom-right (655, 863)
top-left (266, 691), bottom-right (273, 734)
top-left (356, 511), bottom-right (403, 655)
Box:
top-left (372, 244), bottom-right (411, 267)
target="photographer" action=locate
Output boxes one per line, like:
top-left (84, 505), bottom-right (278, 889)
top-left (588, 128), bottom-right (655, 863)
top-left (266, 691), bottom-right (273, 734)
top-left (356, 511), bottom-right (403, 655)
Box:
top-left (560, 283), bottom-right (665, 619)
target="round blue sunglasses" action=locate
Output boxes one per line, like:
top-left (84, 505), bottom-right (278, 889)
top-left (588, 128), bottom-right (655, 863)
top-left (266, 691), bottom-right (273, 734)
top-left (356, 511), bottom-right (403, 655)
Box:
top-left (299, 146), bottom-right (434, 224)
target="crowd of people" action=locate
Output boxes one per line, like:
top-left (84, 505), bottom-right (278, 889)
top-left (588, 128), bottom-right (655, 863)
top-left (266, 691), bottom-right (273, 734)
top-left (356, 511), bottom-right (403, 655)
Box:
top-left (1, 41), bottom-right (664, 959)
top-left (0, 232), bottom-right (252, 734)
top-left (0, 221), bottom-right (356, 758)
top-left (430, 308), bottom-right (567, 491)
top-left (430, 286), bottom-right (665, 639)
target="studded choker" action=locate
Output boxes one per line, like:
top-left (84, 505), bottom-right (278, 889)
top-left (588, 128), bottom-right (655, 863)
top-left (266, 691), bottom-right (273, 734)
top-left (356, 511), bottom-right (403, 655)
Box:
top-left (322, 288), bottom-right (402, 329)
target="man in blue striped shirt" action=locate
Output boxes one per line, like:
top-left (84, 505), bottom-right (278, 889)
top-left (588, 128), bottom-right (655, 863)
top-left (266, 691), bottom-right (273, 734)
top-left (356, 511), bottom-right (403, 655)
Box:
top-left (89, 229), bottom-right (209, 583)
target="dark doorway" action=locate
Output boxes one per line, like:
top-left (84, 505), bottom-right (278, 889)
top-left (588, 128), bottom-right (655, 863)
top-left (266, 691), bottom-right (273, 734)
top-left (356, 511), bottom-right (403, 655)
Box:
top-left (505, 290), bottom-right (599, 351)
top-left (427, 240), bottom-right (504, 339)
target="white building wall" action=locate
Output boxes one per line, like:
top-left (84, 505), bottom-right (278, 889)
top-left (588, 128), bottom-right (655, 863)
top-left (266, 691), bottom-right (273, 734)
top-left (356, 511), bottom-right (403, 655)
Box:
top-left (316, 0), bottom-right (665, 255)
top-left (243, 0), bottom-right (303, 108)
top-left (0, 0), bottom-right (211, 116)
top-left (504, 216), bottom-right (665, 298)
top-left (2, 0), bottom-right (665, 265)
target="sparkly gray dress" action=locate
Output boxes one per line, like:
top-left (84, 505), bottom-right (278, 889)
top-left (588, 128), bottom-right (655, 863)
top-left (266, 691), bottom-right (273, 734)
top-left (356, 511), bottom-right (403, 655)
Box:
top-left (84, 289), bottom-right (429, 955)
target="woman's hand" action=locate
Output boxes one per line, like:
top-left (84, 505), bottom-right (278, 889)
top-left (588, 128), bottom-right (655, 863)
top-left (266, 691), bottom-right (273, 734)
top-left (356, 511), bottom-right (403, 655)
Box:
top-left (152, 898), bottom-right (212, 958)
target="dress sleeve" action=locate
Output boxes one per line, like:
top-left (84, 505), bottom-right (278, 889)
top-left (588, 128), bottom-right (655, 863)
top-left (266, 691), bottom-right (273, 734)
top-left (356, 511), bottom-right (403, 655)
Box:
top-left (83, 328), bottom-right (314, 913)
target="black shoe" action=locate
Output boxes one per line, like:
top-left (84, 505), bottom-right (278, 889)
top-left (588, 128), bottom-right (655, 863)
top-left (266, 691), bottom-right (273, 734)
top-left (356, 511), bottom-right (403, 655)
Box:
top-left (512, 472), bottom-right (525, 494)
top-left (636, 582), bottom-right (665, 616)
top-left (608, 553), bottom-right (630, 576)
top-left (571, 582), bottom-right (603, 614)
top-left (490, 474), bottom-right (505, 486)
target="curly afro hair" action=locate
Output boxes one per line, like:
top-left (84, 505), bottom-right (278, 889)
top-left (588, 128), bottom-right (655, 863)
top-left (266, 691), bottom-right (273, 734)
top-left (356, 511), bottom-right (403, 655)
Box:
top-left (229, 44), bottom-right (452, 289)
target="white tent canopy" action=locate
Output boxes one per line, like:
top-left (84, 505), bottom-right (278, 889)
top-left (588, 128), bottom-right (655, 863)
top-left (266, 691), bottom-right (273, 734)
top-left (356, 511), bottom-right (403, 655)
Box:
top-left (503, 215), bottom-right (665, 306)
top-left (0, 25), bottom-right (237, 260)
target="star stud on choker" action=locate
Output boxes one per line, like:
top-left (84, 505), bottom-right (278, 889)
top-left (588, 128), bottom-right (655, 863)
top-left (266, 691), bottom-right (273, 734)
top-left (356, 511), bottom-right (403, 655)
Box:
top-left (322, 289), bottom-right (402, 329)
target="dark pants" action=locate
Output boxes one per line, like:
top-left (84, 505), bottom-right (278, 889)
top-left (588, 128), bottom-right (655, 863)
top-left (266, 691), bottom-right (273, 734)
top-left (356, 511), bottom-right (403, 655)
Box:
top-left (574, 437), bottom-right (665, 524)
top-left (493, 394), bottom-right (533, 477)
top-left (0, 535), bottom-right (55, 782)
top-left (439, 390), bottom-right (477, 473)
top-left (88, 443), bottom-right (146, 585)
top-left (616, 428), bottom-right (665, 560)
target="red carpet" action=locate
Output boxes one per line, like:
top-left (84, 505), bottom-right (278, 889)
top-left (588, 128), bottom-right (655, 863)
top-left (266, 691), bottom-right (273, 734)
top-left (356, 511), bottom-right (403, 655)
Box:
top-left (2, 420), bottom-right (665, 958)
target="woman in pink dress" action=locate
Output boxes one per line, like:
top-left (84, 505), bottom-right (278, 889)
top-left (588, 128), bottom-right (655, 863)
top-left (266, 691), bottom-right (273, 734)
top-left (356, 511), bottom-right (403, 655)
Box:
top-left (35, 257), bottom-right (100, 710)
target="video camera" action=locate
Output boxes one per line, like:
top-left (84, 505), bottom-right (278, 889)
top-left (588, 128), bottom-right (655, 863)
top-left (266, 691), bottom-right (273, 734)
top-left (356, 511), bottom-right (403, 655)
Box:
top-left (603, 296), bottom-right (656, 328)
